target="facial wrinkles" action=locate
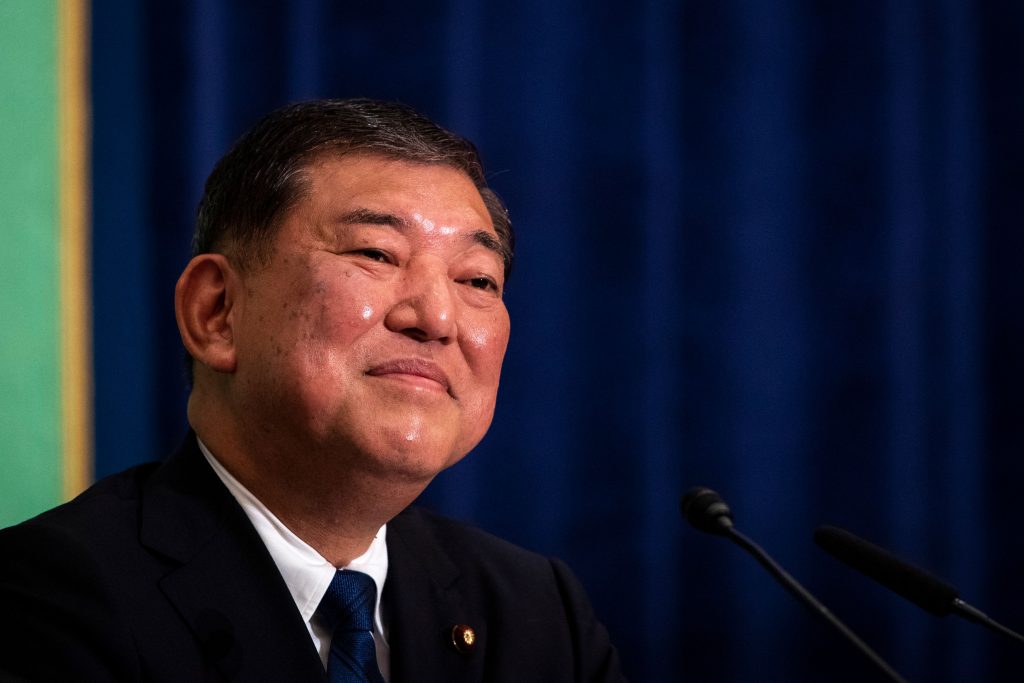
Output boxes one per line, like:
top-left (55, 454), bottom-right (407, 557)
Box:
top-left (407, 200), bottom-right (500, 284)
top-left (302, 304), bottom-right (340, 380)
top-left (299, 257), bottom-right (417, 382)
top-left (231, 157), bottom-right (508, 486)
top-left (295, 270), bottom-right (351, 378)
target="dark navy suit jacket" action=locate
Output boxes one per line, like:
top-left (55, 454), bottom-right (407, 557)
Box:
top-left (0, 435), bottom-right (625, 682)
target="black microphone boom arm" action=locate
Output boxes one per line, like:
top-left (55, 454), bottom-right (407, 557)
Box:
top-left (814, 525), bottom-right (1024, 647)
top-left (680, 487), bottom-right (909, 683)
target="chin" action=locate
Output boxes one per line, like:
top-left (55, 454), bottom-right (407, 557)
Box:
top-left (363, 450), bottom-right (459, 485)
top-left (353, 430), bottom-right (465, 482)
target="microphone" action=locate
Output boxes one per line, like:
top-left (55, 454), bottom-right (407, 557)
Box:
top-left (680, 487), bottom-right (908, 683)
top-left (814, 525), bottom-right (1024, 646)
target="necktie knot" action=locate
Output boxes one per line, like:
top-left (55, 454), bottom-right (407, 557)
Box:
top-left (318, 569), bottom-right (377, 632)
top-left (317, 570), bottom-right (384, 683)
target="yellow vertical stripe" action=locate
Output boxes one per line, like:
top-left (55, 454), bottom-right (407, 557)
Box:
top-left (58, 0), bottom-right (92, 499)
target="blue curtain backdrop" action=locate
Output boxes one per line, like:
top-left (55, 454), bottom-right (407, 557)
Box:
top-left (91, 1), bottom-right (1023, 681)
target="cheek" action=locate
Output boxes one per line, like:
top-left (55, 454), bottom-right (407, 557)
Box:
top-left (461, 308), bottom-right (510, 378)
top-left (305, 269), bottom-right (389, 342)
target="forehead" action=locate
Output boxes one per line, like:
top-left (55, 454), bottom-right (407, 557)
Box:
top-left (298, 153), bottom-right (493, 230)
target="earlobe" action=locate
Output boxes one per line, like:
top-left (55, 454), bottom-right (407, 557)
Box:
top-left (175, 254), bottom-right (239, 373)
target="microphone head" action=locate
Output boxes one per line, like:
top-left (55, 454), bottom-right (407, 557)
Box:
top-left (814, 525), bottom-right (960, 617)
top-left (680, 487), bottom-right (735, 535)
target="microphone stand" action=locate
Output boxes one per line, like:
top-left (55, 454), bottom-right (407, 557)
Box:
top-left (681, 488), bottom-right (909, 682)
top-left (815, 525), bottom-right (1024, 648)
top-left (723, 524), bottom-right (909, 683)
top-left (952, 600), bottom-right (1024, 646)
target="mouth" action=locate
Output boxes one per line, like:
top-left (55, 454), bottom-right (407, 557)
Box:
top-left (366, 358), bottom-right (454, 397)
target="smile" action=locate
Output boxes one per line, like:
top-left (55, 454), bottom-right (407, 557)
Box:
top-left (366, 359), bottom-right (454, 397)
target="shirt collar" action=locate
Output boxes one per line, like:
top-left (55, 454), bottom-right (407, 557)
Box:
top-left (196, 438), bottom-right (389, 626)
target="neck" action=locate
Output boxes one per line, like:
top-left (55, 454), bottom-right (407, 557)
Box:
top-left (189, 395), bottom-right (429, 566)
top-left (243, 466), bottom-right (420, 566)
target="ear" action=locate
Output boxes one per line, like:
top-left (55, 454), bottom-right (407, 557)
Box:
top-left (175, 254), bottom-right (240, 374)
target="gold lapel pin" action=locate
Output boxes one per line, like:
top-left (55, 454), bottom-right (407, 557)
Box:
top-left (450, 624), bottom-right (476, 655)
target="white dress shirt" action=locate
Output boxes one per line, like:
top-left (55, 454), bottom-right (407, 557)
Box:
top-left (198, 439), bottom-right (390, 680)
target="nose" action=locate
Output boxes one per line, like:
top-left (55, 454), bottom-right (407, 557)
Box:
top-left (384, 258), bottom-right (456, 343)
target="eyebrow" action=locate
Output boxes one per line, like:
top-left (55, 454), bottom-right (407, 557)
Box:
top-left (336, 207), bottom-right (505, 259)
top-left (337, 208), bottom-right (413, 231)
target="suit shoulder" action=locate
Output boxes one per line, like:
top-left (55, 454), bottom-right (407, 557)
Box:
top-left (0, 465), bottom-right (163, 681)
top-left (391, 505), bottom-right (551, 570)
top-left (387, 506), bottom-right (628, 681)
top-left (1, 461), bottom-right (160, 546)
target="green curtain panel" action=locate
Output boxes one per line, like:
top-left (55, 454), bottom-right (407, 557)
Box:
top-left (0, 1), bottom-right (90, 527)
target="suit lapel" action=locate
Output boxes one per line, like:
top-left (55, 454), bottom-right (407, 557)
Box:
top-left (140, 435), bottom-right (326, 681)
top-left (384, 510), bottom-right (483, 683)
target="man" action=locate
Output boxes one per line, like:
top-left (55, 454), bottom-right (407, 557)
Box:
top-left (0, 99), bottom-right (625, 681)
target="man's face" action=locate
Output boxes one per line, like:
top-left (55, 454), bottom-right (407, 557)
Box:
top-left (229, 154), bottom-right (510, 482)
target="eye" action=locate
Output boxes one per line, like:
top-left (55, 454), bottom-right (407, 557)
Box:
top-left (465, 276), bottom-right (500, 293)
top-left (356, 248), bottom-right (394, 264)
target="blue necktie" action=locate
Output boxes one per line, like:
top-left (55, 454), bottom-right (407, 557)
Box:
top-left (317, 570), bottom-right (385, 683)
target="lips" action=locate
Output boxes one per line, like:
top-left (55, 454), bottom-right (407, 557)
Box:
top-left (366, 358), bottom-right (453, 396)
